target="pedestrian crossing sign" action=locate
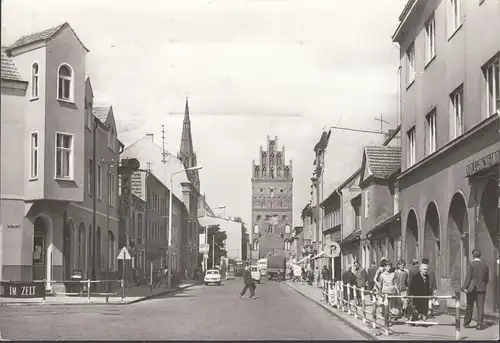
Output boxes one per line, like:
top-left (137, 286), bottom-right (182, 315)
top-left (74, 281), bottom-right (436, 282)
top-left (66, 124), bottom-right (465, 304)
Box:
top-left (117, 246), bottom-right (131, 260)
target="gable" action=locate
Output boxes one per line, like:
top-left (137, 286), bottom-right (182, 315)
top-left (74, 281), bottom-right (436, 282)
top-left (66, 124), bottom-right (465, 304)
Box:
top-left (359, 148), bottom-right (372, 185)
top-left (106, 107), bottom-right (117, 134)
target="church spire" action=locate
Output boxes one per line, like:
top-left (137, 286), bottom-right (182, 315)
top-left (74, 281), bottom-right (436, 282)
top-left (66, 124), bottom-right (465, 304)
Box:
top-left (179, 96), bottom-right (194, 163)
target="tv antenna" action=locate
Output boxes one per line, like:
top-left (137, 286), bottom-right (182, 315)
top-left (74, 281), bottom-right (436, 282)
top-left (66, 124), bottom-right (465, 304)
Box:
top-left (161, 125), bottom-right (167, 164)
top-left (374, 114), bottom-right (390, 133)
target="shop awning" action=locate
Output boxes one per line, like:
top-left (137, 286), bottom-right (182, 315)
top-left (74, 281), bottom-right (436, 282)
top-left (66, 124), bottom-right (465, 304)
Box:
top-left (341, 229), bottom-right (361, 245)
top-left (366, 212), bottom-right (401, 237)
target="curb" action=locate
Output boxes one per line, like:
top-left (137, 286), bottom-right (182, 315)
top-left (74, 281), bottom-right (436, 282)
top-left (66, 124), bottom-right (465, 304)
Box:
top-left (127, 283), bottom-right (196, 304)
top-left (286, 283), bottom-right (379, 341)
top-left (0, 284), bottom-right (197, 307)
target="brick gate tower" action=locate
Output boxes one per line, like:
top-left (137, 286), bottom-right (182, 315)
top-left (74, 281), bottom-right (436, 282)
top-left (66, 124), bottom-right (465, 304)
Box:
top-left (250, 136), bottom-right (293, 261)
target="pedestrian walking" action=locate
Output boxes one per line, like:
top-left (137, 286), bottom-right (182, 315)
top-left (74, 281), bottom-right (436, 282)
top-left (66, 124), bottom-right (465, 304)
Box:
top-left (462, 249), bottom-right (489, 330)
top-left (408, 263), bottom-right (432, 324)
top-left (374, 260), bottom-right (399, 317)
top-left (394, 259), bottom-right (409, 319)
top-left (421, 258), bottom-right (437, 317)
top-left (352, 261), bottom-right (368, 306)
top-left (366, 261), bottom-right (378, 301)
top-left (321, 266), bottom-right (330, 284)
top-left (342, 265), bottom-right (357, 304)
top-left (407, 257), bottom-right (420, 318)
top-left (239, 264), bottom-right (257, 299)
top-left (314, 266), bottom-right (320, 287)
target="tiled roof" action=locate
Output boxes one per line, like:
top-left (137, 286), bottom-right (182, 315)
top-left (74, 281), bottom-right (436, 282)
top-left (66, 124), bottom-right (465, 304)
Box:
top-left (8, 24), bottom-right (64, 51)
top-left (365, 146), bottom-right (401, 178)
top-left (93, 105), bottom-right (111, 123)
top-left (7, 22), bottom-right (89, 52)
top-left (1, 53), bottom-right (25, 82)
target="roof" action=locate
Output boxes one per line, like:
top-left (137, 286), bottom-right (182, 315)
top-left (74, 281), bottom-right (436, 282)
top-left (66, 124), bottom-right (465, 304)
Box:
top-left (364, 146), bottom-right (401, 179)
top-left (336, 168), bottom-right (362, 192)
top-left (1, 53), bottom-right (25, 82)
top-left (341, 229), bottom-right (361, 244)
top-left (7, 22), bottom-right (89, 52)
top-left (93, 105), bottom-right (111, 123)
top-left (367, 212), bottom-right (401, 237)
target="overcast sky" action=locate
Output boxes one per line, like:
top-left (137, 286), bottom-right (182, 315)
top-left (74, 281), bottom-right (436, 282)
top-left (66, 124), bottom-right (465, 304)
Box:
top-left (2, 0), bottom-right (405, 226)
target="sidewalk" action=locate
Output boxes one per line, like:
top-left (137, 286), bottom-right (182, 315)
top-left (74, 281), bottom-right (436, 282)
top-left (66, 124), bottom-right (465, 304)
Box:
top-left (0, 281), bottom-right (198, 307)
top-left (287, 282), bottom-right (499, 341)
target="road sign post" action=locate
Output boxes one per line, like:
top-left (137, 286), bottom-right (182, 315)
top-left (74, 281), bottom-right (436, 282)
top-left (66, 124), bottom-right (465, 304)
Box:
top-left (117, 247), bottom-right (131, 300)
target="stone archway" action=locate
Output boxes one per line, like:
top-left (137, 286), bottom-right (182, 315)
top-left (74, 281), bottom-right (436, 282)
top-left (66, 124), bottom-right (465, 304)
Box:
top-left (405, 210), bottom-right (419, 263)
top-left (448, 192), bottom-right (469, 295)
top-left (423, 202), bottom-right (441, 279)
top-left (476, 180), bottom-right (499, 312)
top-left (33, 217), bottom-right (47, 281)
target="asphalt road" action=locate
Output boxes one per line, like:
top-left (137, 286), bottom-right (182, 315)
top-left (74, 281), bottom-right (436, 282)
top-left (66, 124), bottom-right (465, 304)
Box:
top-left (0, 279), bottom-right (366, 340)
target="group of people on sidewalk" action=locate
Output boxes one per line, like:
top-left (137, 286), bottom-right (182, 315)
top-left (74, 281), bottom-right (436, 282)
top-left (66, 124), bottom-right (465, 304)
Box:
top-left (338, 248), bottom-right (490, 330)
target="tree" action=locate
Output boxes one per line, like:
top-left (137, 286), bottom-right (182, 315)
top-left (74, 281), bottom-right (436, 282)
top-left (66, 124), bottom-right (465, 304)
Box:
top-left (207, 224), bottom-right (227, 269)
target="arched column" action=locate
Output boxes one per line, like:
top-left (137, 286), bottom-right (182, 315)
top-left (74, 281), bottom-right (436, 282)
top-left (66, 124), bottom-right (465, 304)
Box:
top-left (423, 202), bottom-right (441, 280)
top-left (405, 210), bottom-right (419, 263)
top-left (447, 192), bottom-right (469, 294)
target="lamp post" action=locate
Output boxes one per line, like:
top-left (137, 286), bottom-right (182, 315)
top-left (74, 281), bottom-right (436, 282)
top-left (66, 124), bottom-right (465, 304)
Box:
top-left (168, 165), bottom-right (203, 289)
top-left (101, 158), bottom-right (115, 293)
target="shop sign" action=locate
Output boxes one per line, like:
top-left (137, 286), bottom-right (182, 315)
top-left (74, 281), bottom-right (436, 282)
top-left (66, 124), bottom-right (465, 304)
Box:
top-left (466, 150), bottom-right (500, 177)
top-left (0, 281), bottom-right (45, 298)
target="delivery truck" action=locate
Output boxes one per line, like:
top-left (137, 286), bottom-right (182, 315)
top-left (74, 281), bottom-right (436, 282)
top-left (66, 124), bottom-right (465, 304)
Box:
top-left (267, 256), bottom-right (286, 280)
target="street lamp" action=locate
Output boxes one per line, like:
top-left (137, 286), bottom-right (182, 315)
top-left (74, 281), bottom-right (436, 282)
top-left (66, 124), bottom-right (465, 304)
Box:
top-left (101, 158), bottom-right (115, 293)
top-left (167, 165), bottom-right (203, 289)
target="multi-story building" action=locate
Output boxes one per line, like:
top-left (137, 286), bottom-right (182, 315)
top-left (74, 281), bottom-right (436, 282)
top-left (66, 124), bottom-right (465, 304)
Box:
top-left (1, 23), bottom-right (120, 292)
top-left (393, 0), bottom-right (499, 311)
top-left (120, 134), bottom-right (188, 276)
top-left (250, 136), bottom-right (293, 261)
top-left (320, 188), bottom-right (342, 280)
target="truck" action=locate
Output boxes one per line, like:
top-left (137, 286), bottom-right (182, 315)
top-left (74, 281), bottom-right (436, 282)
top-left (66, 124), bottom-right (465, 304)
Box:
top-left (267, 256), bottom-right (286, 280)
top-left (257, 258), bottom-right (268, 276)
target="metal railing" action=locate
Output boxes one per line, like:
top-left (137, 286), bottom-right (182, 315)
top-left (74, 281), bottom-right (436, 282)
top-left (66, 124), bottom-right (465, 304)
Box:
top-left (44, 279), bottom-right (123, 302)
top-left (320, 280), bottom-right (461, 339)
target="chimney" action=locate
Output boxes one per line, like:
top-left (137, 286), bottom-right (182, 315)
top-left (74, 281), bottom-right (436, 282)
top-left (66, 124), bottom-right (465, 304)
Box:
top-left (146, 133), bottom-right (154, 142)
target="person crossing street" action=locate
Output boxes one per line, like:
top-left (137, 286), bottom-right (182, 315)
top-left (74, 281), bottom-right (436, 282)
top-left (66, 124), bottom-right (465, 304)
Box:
top-left (239, 263), bottom-right (258, 299)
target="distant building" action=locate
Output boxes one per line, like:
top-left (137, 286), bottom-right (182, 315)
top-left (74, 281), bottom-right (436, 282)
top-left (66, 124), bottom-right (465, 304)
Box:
top-left (393, 0), bottom-right (499, 311)
top-left (198, 216), bottom-right (243, 261)
top-left (250, 136), bottom-right (293, 261)
top-left (0, 23), bottom-right (121, 292)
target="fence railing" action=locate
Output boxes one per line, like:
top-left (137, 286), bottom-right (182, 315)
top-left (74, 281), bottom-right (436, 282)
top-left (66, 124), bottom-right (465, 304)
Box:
top-left (320, 280), bottom-right (461, 339)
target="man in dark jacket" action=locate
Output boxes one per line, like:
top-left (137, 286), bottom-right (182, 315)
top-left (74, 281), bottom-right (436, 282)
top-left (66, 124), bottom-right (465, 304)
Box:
top-left (462, 249), bottom-right (489, 330)
top-left (421, 258), bottom-right (437, 317)
top-left (239, 264), bottom-right (257, 299)
top-left (366, 261), bottom-right (378, 300)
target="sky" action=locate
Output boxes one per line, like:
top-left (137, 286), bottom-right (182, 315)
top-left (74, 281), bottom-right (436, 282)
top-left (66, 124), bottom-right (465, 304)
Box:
top-left (2, 0), bottom-right (406, 226)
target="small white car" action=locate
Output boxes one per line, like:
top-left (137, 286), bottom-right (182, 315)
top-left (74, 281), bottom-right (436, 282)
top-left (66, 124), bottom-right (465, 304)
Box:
top-left (250, 265), bottom-right (261, 283)
top-left (204, 269), bottom-right (222, 286)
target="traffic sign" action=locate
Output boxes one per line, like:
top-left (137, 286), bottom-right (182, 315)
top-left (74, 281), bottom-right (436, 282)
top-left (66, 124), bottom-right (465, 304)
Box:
top-left (199, 244), bottom-right (209, 254)
top-left (117, 246), bottom-right (131, 260)
top-left (331, 242), bottom-right (340, 258)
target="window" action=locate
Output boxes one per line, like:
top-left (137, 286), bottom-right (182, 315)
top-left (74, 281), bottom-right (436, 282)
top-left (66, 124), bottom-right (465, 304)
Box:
top-left (450, 0), bottom-right (462, 33)
top-left (108, 172), bottom-right (116, 206)
top-left (108, 231), bottom-right (115, 271)
top-left (108, 127), bottom-right (115, 151)
top-left (253, 224), bottom-right (259, 234)
top-left (393, 182), bottom-right (400, 215)
top-left (97, 164), bottom-right (103, 199)
top-left (55, 133), bottom-right (73, 179)
top-left (406, 43), bottom-right (416, 85)
top-left (483, 56), bottom-right (499, 117)
top-left (88, 158), bottom-right (94, 196)
top-left (425, 16), bottom-right (436, 64)
top-left (31, 62), bottom-right (39, 99)
top-left (30, 132), bottom-right (38, 179)
top-left (284, 241), bottom-right (290, 251)
top-left (57, 64), bottom-right (73, 101)
top-left (364, 190), bottom-right (369, 218)
top-left (407, 127), bottom-right (416, 167)
top-left (426, 110), bottom-right (437, 155)
top-left (451, 86), bottom-right (464, 138)
top-left (285, 224), bottom-right (291, 234)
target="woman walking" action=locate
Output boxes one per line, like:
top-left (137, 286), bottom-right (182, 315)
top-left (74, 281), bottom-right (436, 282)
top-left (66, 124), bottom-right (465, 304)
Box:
top-left (408, 263), bottom-right (432, 324)
top-left (374, 260), bottom-right (399, 317)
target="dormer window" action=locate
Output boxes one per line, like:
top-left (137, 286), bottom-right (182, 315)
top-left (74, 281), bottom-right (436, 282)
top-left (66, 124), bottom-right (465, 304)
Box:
top-left (58, 64), bottom-right (73, 102)
top-left (108, 127), bottom-right (115, 151)
top-left (31, 63), bottom-right (39, 99)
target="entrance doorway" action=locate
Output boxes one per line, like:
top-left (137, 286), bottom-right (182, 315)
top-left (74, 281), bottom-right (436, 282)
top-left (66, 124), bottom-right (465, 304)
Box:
top-left (33, 217), bottom-right (47, 281)
top-left (405, 210), bottom-right (419, 263)
top-left (424, 202), bottom-right (441, 281)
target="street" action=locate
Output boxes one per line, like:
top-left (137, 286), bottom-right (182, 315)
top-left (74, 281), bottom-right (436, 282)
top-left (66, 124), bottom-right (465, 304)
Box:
top-left (0, 279), bottom-right (366, 341)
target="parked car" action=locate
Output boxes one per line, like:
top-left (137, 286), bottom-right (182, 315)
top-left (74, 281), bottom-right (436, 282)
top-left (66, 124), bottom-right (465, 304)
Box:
top-left (250, 265), bottom-right (261, 284)
top-left (204, 269), bottom-right (222, 286)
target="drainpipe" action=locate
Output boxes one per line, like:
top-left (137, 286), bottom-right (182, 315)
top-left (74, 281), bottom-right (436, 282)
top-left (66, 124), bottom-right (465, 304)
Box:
top-left (91, 117), bottom-right (98, 284)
